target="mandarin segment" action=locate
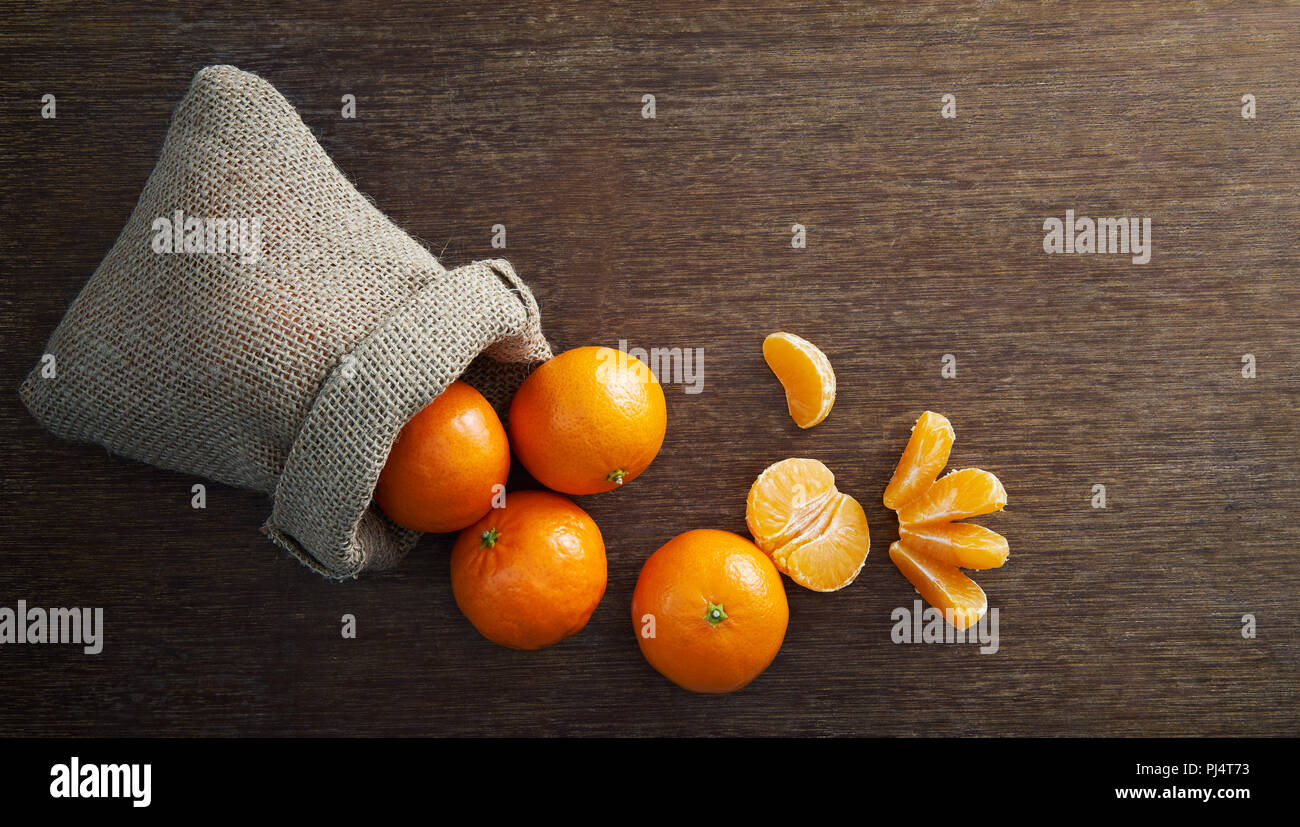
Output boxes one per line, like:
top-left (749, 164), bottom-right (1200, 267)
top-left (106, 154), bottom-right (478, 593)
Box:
top-left (882, 411), bottom-right (954, 510)
top-left (895, 468), bottom-right (1006, 527)
top-left (374, 381), bottom-right (510, 533)
top-left (779, 493), bottom-right (870, 592)
top-left (898, 522), bottom-right (1009, 570)
top-left (888, 541), bottom-right (988, 630)
top-left (762, 332), bottom-right (836, 428)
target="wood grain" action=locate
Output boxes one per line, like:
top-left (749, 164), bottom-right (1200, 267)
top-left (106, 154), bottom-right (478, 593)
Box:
top-left (1, 0), bottom-right (1297, 736)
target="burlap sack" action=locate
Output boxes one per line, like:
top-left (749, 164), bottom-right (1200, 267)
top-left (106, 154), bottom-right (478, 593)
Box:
top-left (19, 65), bottom-right (552, 579)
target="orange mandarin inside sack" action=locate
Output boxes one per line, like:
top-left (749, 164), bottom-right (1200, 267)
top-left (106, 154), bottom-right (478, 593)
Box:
top-left (374, 380), bottom-right (510, 534)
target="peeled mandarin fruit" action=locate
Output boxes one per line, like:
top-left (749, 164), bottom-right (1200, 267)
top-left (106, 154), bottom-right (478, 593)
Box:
top-left (762, 332), bottom-right (835, 428)
top-left (746, 457), bottom-right (869, 592)
top-left (631, 529), bottom-right (788, 694)
top-left (888, 541), bottom-right (988, 630)
top-left (898, 522), bottom-right (1009, 570)
top-left (882, 411), bottom-right (954, 510)
top-left (884, 412), bottom-right (1009, 629)
top-left (374, 381), bottom-right (510, 533)
top-left (509, 346), bottom-right (667, 495)
top-left (895, 468), bottom-right (1006, 527)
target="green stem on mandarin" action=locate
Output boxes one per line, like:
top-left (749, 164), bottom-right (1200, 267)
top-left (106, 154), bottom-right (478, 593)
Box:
top-left (704, 602), bottom-right (728, 626)
top-left (480, 528), bottom-right (500, 548)
top-left (606, 469), bottom-right (626, 485)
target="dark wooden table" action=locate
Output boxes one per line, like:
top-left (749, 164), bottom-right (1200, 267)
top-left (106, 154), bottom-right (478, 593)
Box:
top-left (2, 1), bottom-right (1297, 737)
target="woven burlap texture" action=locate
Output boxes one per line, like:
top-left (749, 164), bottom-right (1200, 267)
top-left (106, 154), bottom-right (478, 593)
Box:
top-left (18, 65), bottom-right (552, 579)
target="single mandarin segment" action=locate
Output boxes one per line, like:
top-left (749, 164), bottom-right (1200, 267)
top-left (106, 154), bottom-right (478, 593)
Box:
top-left (888, 541), bottom-right (988, 630)
top-left (898, 522), bottom-right (1009, 570)
top-left (631, 529), bottom-right (788, 694)
top-left (762, 332), bottom-right (836, 428)
top-left (895, 468), bottom-right (1007, 527)
top-left (373, 380), bottom-right (510, 533)
top-left (776, 493), bottom-right (871, 592)
top-left (745, 457), bottom-right (870, 592)
top-left (509, 346), bottom-right (667, 495)
top-left (882, 411), bottom-right (954, 510)
top-left (450, 490), bottom-right (606, 650)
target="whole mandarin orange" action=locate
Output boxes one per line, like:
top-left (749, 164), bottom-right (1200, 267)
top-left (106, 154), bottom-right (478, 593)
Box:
top-left (631, 529), bottom-right (789, 694)
top-left (451, 490), bottom-right (606, 650)
top-left (374, 380), bottom-right (509, 533)
top-left (508, 346), bottom-right (666, 495)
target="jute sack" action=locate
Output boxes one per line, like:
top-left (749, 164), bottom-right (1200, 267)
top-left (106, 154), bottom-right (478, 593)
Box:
top-left (18, 65), bottom-right (552, 579)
